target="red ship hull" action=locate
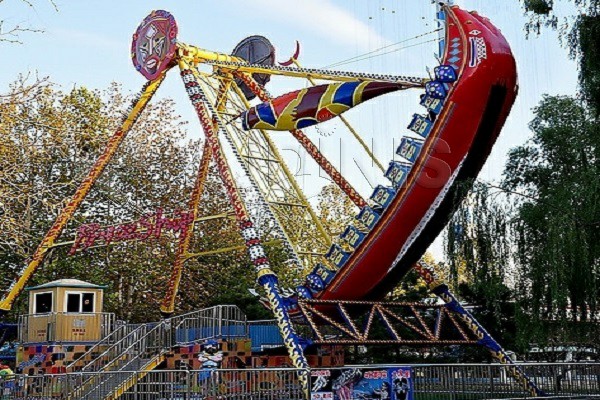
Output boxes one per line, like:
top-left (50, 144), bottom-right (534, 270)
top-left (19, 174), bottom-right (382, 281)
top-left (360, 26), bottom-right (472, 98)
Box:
top-left (315, 6), bottom-right (518, 302)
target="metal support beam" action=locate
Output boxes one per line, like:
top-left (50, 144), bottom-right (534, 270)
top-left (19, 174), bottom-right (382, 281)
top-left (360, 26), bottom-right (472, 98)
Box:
top-left (179, 60), bottom-right (309, 391)
top-left (185, 239), bottom-right (281, 259)
top-left (177, 43), bottom-right (426, 86)
top-left (297, 299), bottom-right (480, 345)
top-left (161, 141), bottom-right (212, 316)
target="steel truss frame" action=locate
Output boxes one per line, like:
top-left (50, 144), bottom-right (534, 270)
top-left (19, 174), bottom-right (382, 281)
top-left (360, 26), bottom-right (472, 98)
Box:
top-left (296, 262), bottom-right (544, 397)
top-left (191, 69), bottom-right (331, 268)
top-left (298, 299), bottom-right (480, 345)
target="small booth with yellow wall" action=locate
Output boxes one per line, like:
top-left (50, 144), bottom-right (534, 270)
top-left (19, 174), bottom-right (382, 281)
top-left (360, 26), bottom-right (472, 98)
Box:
top-left (17, 279), bottom-right (115, 374)
top-left (20, 279), bottom-right (112, 343)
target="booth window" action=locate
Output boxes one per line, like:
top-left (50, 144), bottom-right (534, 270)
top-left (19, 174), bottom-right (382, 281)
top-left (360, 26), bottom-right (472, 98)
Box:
top-left (34, 292), bottom-right (53, 314)
top-left (66, 292), bottom-right (95, 313)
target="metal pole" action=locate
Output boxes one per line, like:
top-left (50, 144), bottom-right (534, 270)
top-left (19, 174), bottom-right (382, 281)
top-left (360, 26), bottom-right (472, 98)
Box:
top-left (179, 59), bottom-right (309, 392)
top-left (160, 141), bottom-right (212, 316)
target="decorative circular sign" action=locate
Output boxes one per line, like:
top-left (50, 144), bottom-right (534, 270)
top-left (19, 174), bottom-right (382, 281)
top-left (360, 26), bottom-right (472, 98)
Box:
top-left (131, 10), bottom-right (178, 80)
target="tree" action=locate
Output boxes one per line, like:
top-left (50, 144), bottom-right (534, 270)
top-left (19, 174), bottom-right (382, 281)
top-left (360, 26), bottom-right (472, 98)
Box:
top-left (445, 182), bottom-right (519, 350)
top-left (0, 80), bottom-right (228, 321)
top-left (316, 183), bottom-right (357, 237)
top-left (520, 0), bottom-right (600, 113)
top-left (504, 95), bottom-right (599, 346)
top-left (0, 77), bottom-right (307, 322)
top-left (0, 0), bottom-right (53, 45)
top-left (445, 96), bottom-right (599, 349)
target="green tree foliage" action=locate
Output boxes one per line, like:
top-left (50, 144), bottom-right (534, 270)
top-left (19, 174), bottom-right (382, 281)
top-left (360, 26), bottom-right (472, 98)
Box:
top-left (0, 80), bottom-right (261, 321)
top-left (571, 14), bottom-right (600, 114)
top-left (445, 182), bottom-right (518, 350)
top-left (504, 95), bottom-right (599, 346)
top-left (0, 78), bottom-right (320, 323)
top-left (520, 0), bottom-right (600, 113)
top-left (446, 96), bottom-right (599, 349)
top-left (442, 0), bottom-right (600, 353)
top-left (316, 183), bottom-right (357, 237)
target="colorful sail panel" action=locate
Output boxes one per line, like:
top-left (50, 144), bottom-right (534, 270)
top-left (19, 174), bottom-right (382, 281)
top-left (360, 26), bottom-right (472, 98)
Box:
top-left (241, 81), bottom-right (405, 131)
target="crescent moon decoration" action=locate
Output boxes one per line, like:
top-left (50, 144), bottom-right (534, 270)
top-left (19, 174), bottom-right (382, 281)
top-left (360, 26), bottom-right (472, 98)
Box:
top-left (279, 40), bottom-right (301, 66)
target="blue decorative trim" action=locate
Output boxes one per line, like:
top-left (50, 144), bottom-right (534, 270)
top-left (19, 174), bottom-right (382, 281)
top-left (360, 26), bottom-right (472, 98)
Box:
top-left (370, 185), bottom-right (396, 210)
top-left (408, 114), bottom-right (434, 138)
top-left (396, 138), bottom-right (424, 163)
top-left (385, 161), bottom-right (412, 188)
top-left (340, 225), bottom-right (366, 249)
top-left (325, 244), bottom-right (351, 268)
top-left (356, 206), bottom-right (381, 230)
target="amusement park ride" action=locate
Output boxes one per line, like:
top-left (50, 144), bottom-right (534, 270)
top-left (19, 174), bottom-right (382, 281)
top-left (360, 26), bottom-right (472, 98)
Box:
top-left (0, 1), bottom-right (546, 397)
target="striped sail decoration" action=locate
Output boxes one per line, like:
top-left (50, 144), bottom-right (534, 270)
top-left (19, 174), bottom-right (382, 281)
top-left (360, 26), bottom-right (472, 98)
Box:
top-left (241, 81), bottom-right (405, 131)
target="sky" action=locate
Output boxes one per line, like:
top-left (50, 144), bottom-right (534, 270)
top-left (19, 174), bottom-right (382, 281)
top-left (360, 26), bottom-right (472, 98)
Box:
top-left (0, 0), bottom-right (579, 261)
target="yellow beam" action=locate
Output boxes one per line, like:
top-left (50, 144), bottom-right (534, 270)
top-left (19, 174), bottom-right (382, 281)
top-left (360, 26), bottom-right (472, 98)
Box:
top-left (178, 43), bottom-right (426, 86)
top-left (161, 140), bottom-right (213, 315)
top-left (106, 354), bottom-right (165, 400)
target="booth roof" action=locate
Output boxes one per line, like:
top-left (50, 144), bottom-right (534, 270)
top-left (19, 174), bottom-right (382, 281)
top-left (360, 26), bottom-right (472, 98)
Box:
top-left (25, 279), bottom-right (108, 291)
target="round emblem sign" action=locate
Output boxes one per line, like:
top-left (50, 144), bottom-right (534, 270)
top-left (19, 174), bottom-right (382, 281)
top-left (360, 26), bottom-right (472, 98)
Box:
top-left (131, 10), bottom-right (178, 80)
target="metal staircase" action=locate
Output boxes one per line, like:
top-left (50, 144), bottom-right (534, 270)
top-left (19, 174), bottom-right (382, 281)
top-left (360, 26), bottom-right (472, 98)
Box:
top-left (66, 322), bottom-right (143, 372)
top-left (67, 305), bottom-right (247, 399)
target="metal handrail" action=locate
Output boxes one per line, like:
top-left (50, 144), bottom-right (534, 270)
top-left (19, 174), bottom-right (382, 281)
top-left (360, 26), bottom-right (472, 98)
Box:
top-left (2, 363), bottom-right (599, 399)
top-left (71, 323), bottom-right (168, 399)
top-left (64, 306), bottom-right (249, 398)
top-left (77, 305), bottom-right (246, 372)
top-left (65, 322), bottom-right (145, 372)
top-left (171, 304), bottom-right (246, 326)
top-left (66, 324), bottom-right (126, 371)
top-left (101, 321), bottom-right (166, 372)
top-left (170, 304), bottom-right (248, 344)
top-left (80, 324), bottom-right (147, 372)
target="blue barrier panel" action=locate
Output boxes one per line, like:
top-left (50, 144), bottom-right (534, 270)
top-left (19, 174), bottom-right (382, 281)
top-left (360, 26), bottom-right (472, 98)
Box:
top-left (249, 324), bottom-right (283, 352)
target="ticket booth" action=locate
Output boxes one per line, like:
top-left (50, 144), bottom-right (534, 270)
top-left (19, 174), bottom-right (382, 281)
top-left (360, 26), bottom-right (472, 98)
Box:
top-left (21, 279), bottom-right (111, 343)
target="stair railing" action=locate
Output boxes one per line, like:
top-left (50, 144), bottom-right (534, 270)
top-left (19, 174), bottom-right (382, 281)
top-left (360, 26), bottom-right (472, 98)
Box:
top-left (80, 324), bottom-right (148, 373)
top-left (70, 322), bottom-right (168, 399)
top-left (66, 323), bottom-right (142, 372)
top-left (170, 305), bottom-right (247, 344)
